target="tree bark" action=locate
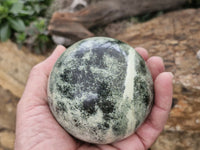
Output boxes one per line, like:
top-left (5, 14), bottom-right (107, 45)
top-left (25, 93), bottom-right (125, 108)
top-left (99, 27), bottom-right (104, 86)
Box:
top-left (48, 0), bottom-right (187, 41)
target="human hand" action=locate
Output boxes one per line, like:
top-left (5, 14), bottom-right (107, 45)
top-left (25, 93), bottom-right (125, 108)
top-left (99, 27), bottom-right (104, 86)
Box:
top-left (15, 45), bottom-right (173, 150)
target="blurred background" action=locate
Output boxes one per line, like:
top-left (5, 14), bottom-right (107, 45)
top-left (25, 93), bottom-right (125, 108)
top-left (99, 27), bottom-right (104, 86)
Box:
top-left (0, 0), bottom-right (200, 149)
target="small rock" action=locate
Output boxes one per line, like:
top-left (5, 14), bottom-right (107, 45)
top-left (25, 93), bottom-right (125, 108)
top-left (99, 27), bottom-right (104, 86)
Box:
top-left (52, 35), bottom-right (73, 46)
top-left (0, 131), bottom-right (15, 149)
top-left (69, 0), bottom-right (87, 12)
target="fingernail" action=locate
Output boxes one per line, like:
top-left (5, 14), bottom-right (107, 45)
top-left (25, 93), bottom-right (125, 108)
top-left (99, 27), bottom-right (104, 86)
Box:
top-left (50, 45), bottom-right (66, 57)
top-left (167, 72), bottom-right (174, 78)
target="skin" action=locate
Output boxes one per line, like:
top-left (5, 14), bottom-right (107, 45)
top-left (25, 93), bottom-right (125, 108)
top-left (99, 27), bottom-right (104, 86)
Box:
top-left (15, 45), bottom-right (173, 150)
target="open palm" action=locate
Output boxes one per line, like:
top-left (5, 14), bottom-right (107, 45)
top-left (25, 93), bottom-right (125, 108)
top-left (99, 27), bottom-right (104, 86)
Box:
top-left (15, 45), bottom-right (173, 150)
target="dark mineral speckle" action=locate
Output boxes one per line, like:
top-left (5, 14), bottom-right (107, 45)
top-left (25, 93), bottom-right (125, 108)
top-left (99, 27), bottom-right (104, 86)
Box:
top-left (83, 96), bottom-right (97, 115)
top-left (112, 117), bottom-right (128, 137)
top-left (134, 76), bottom-right (150, 106)
top-left (56, 83), bottom-right (74, 99)
top-left (138, 59), bottom-right (147, 74)
top-left (56, 101), bottom-right (67, 113)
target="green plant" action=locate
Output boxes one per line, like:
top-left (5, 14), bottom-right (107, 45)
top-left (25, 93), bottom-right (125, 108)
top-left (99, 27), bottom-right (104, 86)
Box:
top-left (15, 18), bottom-right (52, 53)
top-left (0, 0), bottom-right (25, 41)
top-left (0, 0), bottom-right (52, 53)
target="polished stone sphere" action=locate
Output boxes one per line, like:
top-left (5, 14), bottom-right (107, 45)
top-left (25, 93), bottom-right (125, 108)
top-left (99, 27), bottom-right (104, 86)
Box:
top-left (47, 37), bottom-right (153, 144)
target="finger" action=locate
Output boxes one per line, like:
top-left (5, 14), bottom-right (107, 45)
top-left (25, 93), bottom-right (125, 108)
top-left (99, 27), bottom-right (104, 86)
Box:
top-left (135, 72), bottom-right (173, 149)
top-left (40, 45), bottom-right (66, 76)
top-left (146, 56), bottom-right (165, 81)
top-left (21, 45), bottom-right (66, 100)
top-left (135, 47), bottom-right (149, 61)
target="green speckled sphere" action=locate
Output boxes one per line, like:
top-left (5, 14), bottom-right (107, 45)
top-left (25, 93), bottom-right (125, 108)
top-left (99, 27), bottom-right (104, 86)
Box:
top-left (47, 37), bottom-right (153, 144)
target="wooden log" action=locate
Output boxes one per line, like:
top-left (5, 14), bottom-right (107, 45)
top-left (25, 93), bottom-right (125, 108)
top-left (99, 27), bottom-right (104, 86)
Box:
top-left (49, 0), bottom-right (187, 41)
